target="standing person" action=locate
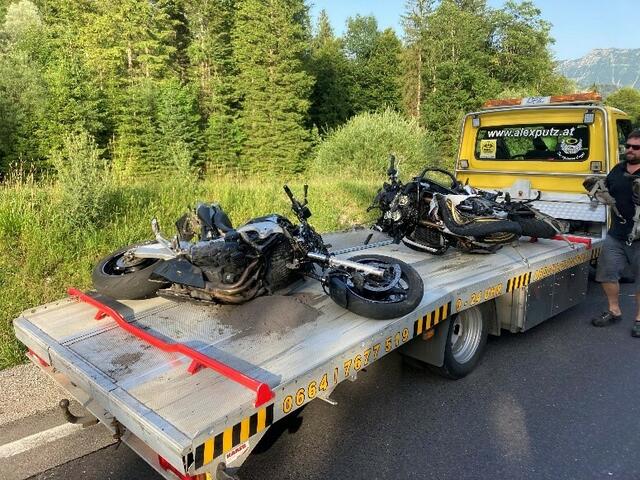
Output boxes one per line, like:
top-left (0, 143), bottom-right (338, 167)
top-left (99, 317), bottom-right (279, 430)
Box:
top-left (592, 129), bottom-right (640, 337)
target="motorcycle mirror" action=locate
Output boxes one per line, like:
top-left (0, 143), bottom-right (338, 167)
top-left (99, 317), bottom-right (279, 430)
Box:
top-left (387, 154), bottom-right (398, 178)
top-left (303, 184), bottom-right (308, 205)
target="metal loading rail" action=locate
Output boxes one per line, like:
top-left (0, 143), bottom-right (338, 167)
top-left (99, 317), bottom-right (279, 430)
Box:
top-left (67, 288), bottom-right (274, 408)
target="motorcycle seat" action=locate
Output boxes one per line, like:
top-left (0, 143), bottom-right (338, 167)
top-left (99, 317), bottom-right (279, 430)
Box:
top-left (196, 203), bottom-right (234, 236)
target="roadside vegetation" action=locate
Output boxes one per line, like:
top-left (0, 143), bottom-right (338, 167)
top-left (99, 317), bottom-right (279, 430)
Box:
top-left (0, 170), bottom-right (385, 369)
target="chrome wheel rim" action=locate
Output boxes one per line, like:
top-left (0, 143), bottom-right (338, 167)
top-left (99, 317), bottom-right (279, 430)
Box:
top-left (450, 307), bottom-right (483, 364)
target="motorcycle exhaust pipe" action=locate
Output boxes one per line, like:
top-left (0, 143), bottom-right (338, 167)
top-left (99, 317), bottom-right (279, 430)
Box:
top-left (205, 259), bottom-right (260, 293)
top-left (306, 252), bottom-right (386, 278)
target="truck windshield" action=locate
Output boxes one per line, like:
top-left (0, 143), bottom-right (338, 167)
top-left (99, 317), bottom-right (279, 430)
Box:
top-left (474, 124), bottom-right (590, 162)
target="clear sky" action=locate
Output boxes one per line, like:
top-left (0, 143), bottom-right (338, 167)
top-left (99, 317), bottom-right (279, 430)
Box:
top-left (310, 0), bottom-right (639, 61)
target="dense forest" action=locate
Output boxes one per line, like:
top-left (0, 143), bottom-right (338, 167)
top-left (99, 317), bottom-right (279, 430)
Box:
top-left (0, 0), bottom-right (574, 177)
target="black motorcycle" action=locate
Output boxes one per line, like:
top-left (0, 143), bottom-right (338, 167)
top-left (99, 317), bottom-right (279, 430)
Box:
top-left (92, 185), bottom-right (423, 320)
top-left (369, 156), bottom-right (562, 254)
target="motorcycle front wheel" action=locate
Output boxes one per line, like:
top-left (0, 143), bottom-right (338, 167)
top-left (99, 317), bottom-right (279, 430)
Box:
top-left (327, 254), bottom-right (424, 320)
top-left (92, 242), bottom-right (167, 300)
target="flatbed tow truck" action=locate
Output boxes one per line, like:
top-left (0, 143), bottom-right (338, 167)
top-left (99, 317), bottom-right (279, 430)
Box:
top-left (13, 93), bottom-right (634, 479)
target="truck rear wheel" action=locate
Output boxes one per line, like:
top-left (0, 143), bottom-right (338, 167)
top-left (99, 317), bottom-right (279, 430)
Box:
top-left (430, 305), bottom-right (488, 379)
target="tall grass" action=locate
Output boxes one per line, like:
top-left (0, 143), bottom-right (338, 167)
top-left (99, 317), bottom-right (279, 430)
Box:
top-left (0, 173), bottom-right (381, 369)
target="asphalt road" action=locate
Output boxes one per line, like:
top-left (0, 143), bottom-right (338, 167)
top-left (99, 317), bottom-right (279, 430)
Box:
top-left (28, 280), bottom-right (640, 480)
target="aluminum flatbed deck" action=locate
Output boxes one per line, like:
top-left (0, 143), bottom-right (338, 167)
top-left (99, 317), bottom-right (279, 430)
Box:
top-left (13, 230), bottom-right (598, 479)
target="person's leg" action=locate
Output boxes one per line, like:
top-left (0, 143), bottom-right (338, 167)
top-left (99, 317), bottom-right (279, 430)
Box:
top-left (593, 236), bottom-right (626, 326)
top-left (630, 243), bottom-right (640, 336)
top-left (632, 290), bottom-right (640, 337)
top-left (602, 282), bottom-right (622, 316)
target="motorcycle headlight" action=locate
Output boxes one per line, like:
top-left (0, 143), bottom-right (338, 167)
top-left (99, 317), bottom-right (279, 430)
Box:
top-left (390, 210), bottom-right (402, 222)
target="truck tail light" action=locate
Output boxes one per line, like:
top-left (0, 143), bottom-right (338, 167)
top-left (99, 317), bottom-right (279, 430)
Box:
top-left (27, 348), bottom-right (50, 367)
top-left (158, 455), bottom-right (207, 480)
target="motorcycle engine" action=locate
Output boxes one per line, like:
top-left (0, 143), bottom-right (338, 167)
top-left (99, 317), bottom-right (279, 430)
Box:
top-left (263, 239), bottom-right (298, 292)
top-left (188, 234), bottom-right (249, 285)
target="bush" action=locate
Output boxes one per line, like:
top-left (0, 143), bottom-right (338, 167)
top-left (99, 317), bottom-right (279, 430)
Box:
top-left (310, 108), bottom-right (442, 179)
top-left (51, 131), bottom-right (111, 229)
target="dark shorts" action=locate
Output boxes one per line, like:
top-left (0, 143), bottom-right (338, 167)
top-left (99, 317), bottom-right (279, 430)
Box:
top-left (595, 235), bottom-right (640, 283)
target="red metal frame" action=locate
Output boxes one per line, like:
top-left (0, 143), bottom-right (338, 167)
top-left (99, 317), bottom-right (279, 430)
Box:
top-left (551, 234), bottom-right (592, 249)
top-left (158, 455), bottom-right (205, 480)
top-left (67, 288), bottom-right (274, 407)
top-left (27, 348), bottom-right (49, 367)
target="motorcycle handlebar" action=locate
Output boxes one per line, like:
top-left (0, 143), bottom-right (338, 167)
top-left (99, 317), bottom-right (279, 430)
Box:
top-left (283, 185), bottom-right (295, 202)
top-left (284, 184), bottom-right (312, 220)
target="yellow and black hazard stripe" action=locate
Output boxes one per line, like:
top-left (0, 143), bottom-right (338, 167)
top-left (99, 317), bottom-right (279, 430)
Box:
top-left (591, 246), bottom-right (602, 261)
top-left (413, 302), bottom-right (451, 337)
top-left (187, 403), bottom-right (274, 470)
top-left (506, 272), bottom-right (531, 292)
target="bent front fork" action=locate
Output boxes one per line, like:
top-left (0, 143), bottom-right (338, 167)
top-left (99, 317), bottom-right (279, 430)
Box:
top-left (305, 252), bottom-right (385, 278)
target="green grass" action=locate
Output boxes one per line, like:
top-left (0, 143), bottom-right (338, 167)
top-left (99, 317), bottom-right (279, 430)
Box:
top-left (0, 174), bottom-right (382, 369)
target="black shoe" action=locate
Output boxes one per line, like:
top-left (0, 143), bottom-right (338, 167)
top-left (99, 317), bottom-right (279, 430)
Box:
top-left (592, 311), bottom-right (622, 327)
top-left (632, 321), bottom-right (640, 337)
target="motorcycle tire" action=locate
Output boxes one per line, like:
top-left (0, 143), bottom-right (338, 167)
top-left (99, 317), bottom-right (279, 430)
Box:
top-left (328, 254), bottom-right (423, 320)
top-left (515, 217), bottom-right (557, 239)
top-left (92, 242), bottom-right (167, 300)
top-left (436, 195), bottom-right (522, 238)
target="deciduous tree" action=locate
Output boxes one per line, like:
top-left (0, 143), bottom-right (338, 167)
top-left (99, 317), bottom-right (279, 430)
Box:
top-left (232, 0), bottom-right (314, 173)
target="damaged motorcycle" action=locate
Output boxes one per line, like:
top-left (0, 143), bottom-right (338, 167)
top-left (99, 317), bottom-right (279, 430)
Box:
top-left (92, 185), bottom-right (424, 320)
top-left (369, 156), bottom-right (563, 254)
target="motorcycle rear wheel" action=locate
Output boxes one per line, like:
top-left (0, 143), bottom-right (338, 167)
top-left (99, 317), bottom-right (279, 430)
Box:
top-left (328, 254), bottom-right (424, 320)
top-left (92, 242), bottom-right (166, 300)
top-left (515, 217), bottom-right (557, 239)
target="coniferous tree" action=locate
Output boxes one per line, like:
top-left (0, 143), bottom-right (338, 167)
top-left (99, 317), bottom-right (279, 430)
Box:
top-left (156, 77), bottom-right (203, 169)
top-left (232, 0), bottom-right (314, 173)
top-left (362, 29), bottom-right (402, 110)
top-left (308, 10), bottom-right (351, 132)
top-left (184, 0), bottom-right (241, 172)
top-left (344, 15), bottom-right (402, 115)
top-left (40, 47), bottom-right (108, 157)
top-left (112, 79), bottom-right (159, 175)
top-left (0, 0), bottom-right (48, 170)
top-left (80, 0), bottom-right (185, 172)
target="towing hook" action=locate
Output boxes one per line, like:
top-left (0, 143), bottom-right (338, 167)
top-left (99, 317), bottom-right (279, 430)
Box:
top-left (58, 399), bottom-right (99, 427)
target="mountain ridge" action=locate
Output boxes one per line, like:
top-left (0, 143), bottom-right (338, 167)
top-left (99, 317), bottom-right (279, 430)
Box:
top-left (557, 48), bottom-right (640, 92)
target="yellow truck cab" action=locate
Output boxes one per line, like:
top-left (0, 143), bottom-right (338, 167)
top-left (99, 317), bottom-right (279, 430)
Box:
top-left (455, 92), bottom-right (633, 238)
